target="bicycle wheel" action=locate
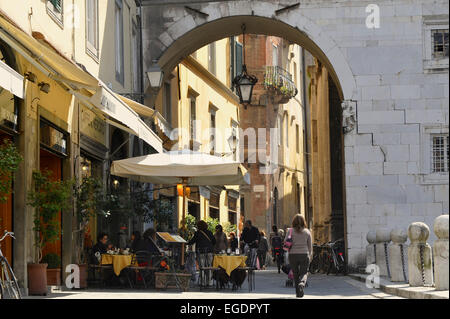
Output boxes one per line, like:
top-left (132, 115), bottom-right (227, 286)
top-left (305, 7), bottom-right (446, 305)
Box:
top-left (308, 256), bottom-right (320, 274)
top-left (0, 257), bottom-right (21, 299)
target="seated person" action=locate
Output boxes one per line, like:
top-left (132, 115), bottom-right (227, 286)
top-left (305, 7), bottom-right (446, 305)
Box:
top-left (142, 228), bottom-right (163, 255)
top-left (90, 232), bottom-right (109, 264)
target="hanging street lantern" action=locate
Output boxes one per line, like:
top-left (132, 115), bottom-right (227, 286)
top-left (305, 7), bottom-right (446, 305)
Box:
top-left (146, 60), bottom-right (164, 90)
top-left (232, 24), bottom-right (258, 108)
top-left (232, 64), bottom-right (257, 106)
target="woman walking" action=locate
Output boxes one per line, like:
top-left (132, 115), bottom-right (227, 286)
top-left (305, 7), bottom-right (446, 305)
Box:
top-left (285, 214), bottom-right (312, 298)
top-left (257, 231), bottom-right (269, 270)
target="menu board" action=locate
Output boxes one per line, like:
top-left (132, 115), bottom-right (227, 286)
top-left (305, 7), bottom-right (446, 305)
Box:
top-left (157, 232), bottom-right (187, 243)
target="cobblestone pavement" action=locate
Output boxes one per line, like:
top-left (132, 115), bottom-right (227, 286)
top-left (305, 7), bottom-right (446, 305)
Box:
top-left (24, 267), bottom-right (403, 299)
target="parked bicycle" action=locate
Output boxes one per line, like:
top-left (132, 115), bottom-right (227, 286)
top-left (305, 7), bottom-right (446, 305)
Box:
top-left (308, 243), bottom-right (326, 274)
top-left (324, 238), bottom-right (347, 275)
top-left (0, 230), bottom-right (22, 299)
top-left (308, 239), bottom-right (347, 275)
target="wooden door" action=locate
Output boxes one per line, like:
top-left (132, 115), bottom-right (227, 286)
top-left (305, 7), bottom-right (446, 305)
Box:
top-left (39, 149), bottom-right (62, 260)
top-left (0, 133), bottom-right (13, 264)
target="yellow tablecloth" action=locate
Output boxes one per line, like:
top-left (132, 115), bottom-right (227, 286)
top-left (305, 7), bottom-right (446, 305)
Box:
top-left (101, 254), bottom-right (136, 276)
top-left (213, 255), bottom-right (247, 276)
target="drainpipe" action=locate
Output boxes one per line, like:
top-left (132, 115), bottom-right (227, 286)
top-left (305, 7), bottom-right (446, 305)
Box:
top-left (301, 47), bottom-right (311, 230)
top-left (138, 0), bottom-right (144, 105)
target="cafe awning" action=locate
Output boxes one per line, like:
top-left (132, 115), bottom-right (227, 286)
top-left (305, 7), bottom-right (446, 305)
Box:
top-left (0, 11), bottom-right (163, 153)
top-left (0, 59), bottom-right (24, 98)
top-left (111, 150), bottom-right (250, 186)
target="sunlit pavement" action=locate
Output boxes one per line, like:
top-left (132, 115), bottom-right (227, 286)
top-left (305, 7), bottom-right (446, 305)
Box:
top-left (24, 267), bottom-right (403, 299)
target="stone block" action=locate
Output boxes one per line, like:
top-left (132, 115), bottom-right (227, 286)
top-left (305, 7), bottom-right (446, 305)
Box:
top-left (385, 145), bottom-right (410, 162)
top-left (384, 162), bottom-right (408, 175)
top-left (358, 111), bottom-right (405, 125)
top-left (357, 162), bottom-right (384, 176)
top-left (391, 85), bottom-right (421, 99)
top-left (405, 110), bottom-right (446, 124)
top-left (405, 185), bottom-right (434, 204)
top-left (361, 86), bottom-right (391, 100)
top-left (346, 187), bottom-right (368, 204)
top-left (434, 185), bottom-right (449, 203)
top-left (401, 133), bottom-right (420, 145)
top-left (367, 185), bottom-right (407, 204)
top-left (354, 145), bottom-right (384, 163)
top-left (407, 161), bottom-right (420, 174)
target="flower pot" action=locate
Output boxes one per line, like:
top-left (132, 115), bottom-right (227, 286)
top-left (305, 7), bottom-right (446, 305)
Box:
top-left (46, 268), bottom-right (61, 286)
top-left (27, 263), bottom-right (48, 295)
top-left (78, 264), bottom-right (88, 289)
top-left (155, 272), bottom-right (192, 292)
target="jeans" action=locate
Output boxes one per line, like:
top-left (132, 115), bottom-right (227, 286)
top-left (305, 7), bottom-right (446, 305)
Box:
top-left (288, 253), bottom-right (310, 289)
top-left (257, 251), bottom-right (267, 268)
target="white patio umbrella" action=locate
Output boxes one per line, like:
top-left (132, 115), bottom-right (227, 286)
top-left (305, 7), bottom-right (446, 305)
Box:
top-left (110, 150), bottom-right (250, 186)
top-left (110, 150), bottom-right (250, 265)
top-left (110, 149), bottom-right (249, 228)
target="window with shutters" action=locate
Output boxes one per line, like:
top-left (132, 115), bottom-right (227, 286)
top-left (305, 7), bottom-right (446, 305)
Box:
top-left (47, 0), bottom-right (63, 27)
top-left (115, 0), bottom-right (124, 84)
top-left (85, 0), bottom-right (99, 60)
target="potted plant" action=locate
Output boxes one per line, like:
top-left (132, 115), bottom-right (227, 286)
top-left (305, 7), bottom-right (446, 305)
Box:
top-left (41, 253), bottom-right (61, 286)
top-left (73, 177), bottom-right (106, 288)
top-left (0, 138), bottom-right (22, 202)
top-left (27, 170), bottom-right (72, 295)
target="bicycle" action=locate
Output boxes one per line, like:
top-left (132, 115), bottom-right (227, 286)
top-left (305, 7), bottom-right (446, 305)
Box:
top-left (273, 247), bottom-right (284, 274)
top-left (324, 239), bottom-right (347, 275)
top-left (308, 243), bottom-right (326, 274)
top-left (0, 230), bottom-right (22, 299)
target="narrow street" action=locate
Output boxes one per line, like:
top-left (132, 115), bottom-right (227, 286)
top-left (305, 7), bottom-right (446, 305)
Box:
top-left (24, 267), bottom-right (401, 299)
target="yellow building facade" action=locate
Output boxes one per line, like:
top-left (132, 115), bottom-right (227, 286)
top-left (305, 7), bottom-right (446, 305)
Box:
top-left (153, 38), bottom-right (242, 234)
top-left (0, 0), bottom-right (162, 291)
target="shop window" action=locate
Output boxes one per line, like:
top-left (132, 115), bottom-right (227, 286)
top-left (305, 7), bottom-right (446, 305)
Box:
top-left (40, 118), bottom-right (68, 157)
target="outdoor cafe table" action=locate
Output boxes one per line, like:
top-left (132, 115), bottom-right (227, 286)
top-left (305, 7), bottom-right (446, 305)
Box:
top-left (101, 254), bottom-right (137, 276)
top-left (212, 255), bottom-right (247, 276)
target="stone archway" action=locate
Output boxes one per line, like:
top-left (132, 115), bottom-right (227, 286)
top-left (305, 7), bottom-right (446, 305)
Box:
top-left (142, 2), bottom-right (357, 101)
top-left (141, 0), bottom-right (357, 266)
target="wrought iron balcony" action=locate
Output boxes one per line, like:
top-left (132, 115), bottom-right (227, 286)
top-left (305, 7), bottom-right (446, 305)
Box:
top-left (264, 66), bottom-right (298, 100)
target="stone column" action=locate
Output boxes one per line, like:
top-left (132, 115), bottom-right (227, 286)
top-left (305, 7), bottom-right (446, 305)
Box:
top-left (408, 222), bottom-right (433, 287)
top-left (433, 215), bottom-right (449, 291)
top-left (365, 231), bottom-right (376, 268)
top-left (388, 228), bottom-right (408, 282)
top-left (375, 228), bottom-right (391, 277)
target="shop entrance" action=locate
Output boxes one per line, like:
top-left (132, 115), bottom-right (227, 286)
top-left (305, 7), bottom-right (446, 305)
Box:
top-left (0, 133), bottom-right (13, 265)
top-left (39, 148), bottom-right (63, 265)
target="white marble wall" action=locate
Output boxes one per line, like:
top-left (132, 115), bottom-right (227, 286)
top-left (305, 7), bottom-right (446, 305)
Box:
top-left (148, 0), bottom-right (449, 268)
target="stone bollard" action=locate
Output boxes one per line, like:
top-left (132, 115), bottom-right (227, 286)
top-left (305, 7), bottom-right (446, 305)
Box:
top-left (366, 231), bottom-right (377, 270)
top-left (407, 222), bottom-right (433, 287)
top-left (375, 228), bottom-right (391, 277)
top-left (433, 215), bottom-right (449, 291)
top-left (388, 228), bottom-right (408, 282)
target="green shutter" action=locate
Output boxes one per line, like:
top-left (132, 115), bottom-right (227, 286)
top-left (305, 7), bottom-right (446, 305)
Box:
top-left (50, 0), bottom-right (62, 12)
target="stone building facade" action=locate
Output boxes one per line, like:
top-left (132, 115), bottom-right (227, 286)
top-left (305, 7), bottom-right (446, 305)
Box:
top-left (142, 0), bottom-right (449, 269)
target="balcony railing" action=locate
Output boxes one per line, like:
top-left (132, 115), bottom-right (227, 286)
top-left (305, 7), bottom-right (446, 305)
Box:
top-left (264, 66), bottom-right (298, 99)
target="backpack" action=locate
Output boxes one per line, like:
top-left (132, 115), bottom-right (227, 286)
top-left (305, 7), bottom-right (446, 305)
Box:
top-left (272, 236), bottom-right (282, 250)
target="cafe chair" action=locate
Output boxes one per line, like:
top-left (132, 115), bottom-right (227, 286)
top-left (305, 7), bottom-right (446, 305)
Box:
top-left (197, 249), bottom-right (219, 291)
top-left (126, 251), bottom-right (159, 289)
top-left (88, 251), bottom-right (113, 288)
